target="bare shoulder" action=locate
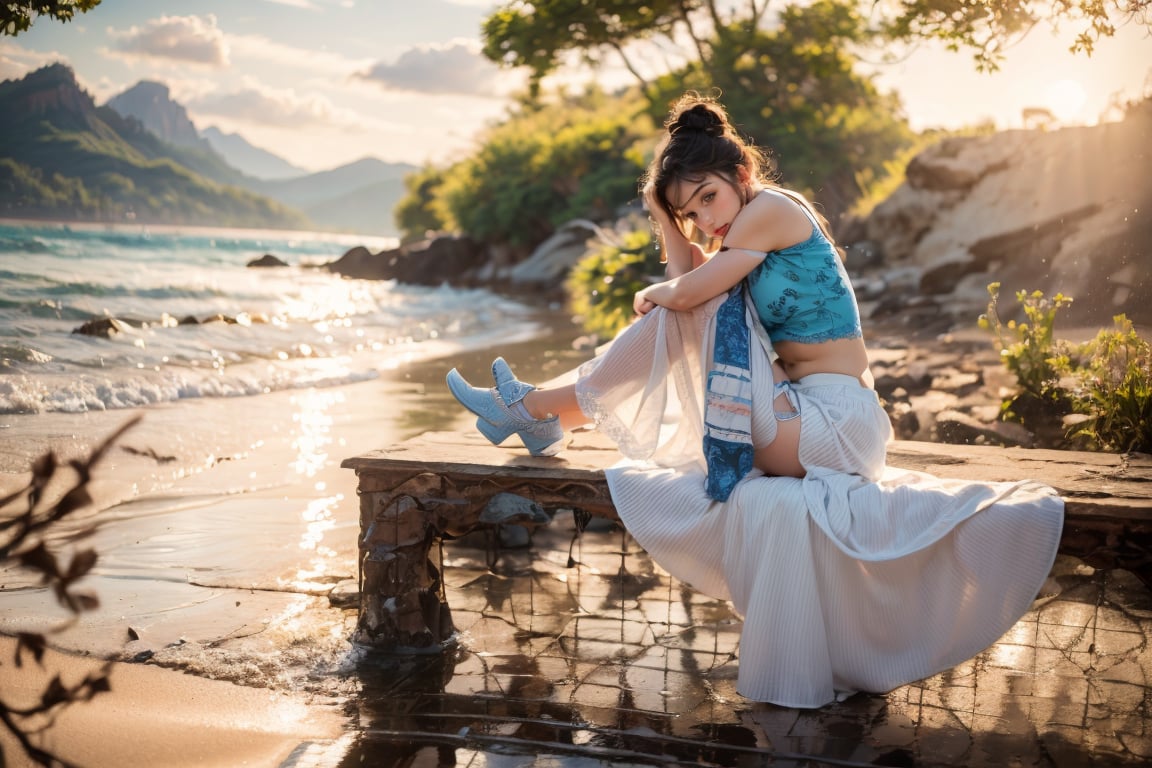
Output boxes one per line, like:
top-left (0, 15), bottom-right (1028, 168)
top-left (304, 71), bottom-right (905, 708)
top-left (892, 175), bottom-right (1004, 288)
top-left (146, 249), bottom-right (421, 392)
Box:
top-left (726, 189), bottom-right (814, 253)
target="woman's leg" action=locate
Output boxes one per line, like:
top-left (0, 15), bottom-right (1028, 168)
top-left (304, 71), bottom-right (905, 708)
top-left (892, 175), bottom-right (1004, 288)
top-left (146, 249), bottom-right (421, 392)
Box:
top-left (751, 361), bottom-right (804, 478)
top-left (522, 386), bottom-right (586, 430)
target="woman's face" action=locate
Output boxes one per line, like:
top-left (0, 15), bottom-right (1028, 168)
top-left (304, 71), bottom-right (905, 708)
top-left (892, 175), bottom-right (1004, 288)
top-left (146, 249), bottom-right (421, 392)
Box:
top-left (666, 171), bottom-right (748, 241)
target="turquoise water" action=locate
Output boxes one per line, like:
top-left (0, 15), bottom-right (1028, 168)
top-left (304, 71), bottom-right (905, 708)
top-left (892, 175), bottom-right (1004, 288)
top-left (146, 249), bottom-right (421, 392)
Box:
top-left (0, 221), bottom-right (546, 414)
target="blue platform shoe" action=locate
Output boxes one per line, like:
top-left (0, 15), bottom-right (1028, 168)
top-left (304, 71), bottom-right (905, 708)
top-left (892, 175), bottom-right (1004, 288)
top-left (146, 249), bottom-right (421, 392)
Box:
top-left (445, 359), bottom-right (564, 456)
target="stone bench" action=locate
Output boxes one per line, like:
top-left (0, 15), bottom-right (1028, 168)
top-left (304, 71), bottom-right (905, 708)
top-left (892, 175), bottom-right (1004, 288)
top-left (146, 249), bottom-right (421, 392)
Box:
top-left (341, 430), bottom-right (1152, 653)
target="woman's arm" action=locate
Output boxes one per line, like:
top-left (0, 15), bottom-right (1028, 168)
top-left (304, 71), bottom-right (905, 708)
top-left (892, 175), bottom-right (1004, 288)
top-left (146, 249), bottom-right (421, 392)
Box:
top-left (634, 247), bottom-right (761, 313)
top-left (635, 191), bottom-right (809, 314)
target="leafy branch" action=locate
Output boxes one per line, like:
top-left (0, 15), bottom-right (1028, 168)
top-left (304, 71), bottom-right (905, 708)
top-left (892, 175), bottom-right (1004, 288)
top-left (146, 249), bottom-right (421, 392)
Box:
top-left (0, 415), bottom-right (140, 768)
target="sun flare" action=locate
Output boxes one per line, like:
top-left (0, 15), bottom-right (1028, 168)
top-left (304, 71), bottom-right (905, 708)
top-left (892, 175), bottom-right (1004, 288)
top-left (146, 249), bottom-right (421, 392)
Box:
top-left (1043, 79), bottom-right (1088, 123)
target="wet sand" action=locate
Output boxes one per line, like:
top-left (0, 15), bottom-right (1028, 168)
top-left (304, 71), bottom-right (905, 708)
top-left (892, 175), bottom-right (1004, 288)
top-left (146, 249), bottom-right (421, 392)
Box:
top-left (0, 313), bottom-right (593, 767)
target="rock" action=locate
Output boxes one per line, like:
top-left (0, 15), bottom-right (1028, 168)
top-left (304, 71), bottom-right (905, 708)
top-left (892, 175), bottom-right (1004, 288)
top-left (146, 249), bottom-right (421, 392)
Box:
top-left (919, 258), bottom-right (980, 296)
top-left (905, 135), bottom-right (1013, 192)
top-left (856, 103), bottom-right (1152, 328)
top-left (72, 317), bottom-right (130, 337)
top-left (845, 239), bottom-right (884, 270)
top-left (247, 253), bottom-right (288, 268)
top-left (934, 408), bottom-right (1033, 447)
top-left (326, 236), bottom-right (488, 285)
top-left (328, 579), bottom-right (359, 609)
top-left (507, 220), bottom-right (601, 287)
top-left (324, 245), bottom-right (375, 278)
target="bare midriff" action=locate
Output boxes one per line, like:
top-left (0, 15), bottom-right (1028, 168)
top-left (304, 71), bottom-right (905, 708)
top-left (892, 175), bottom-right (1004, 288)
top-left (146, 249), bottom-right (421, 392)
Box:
top-left (775, 336), bottom-right (873, 388)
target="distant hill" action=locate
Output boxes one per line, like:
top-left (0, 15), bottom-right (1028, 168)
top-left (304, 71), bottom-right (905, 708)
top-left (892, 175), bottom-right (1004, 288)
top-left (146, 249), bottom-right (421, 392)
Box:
top-left (107, 81), bottom-right (206, 150)
top-left (301, 177), bottom-right (412, 234)
top-left (103, 78), bottom-right (415, 236)
top-left (0, 64), bottom-right (308, 229)
top-left (252, 154), bottom-right (412, 202)
top-left (200, 126), bottom-right (307, 180)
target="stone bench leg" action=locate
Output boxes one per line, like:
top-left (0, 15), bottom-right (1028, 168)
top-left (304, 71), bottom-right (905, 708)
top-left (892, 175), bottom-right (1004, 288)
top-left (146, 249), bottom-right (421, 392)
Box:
top-left (355, 472), bottom-right (456, 652)
top-left (354, 470), bottom-right (553, 653)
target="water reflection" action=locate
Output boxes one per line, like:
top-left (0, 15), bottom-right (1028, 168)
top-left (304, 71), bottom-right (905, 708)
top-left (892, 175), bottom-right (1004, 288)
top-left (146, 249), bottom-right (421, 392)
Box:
top-left (342, 509), bottom-right (1152, 767)
top-left (283, 388), bottom-right (346, 594)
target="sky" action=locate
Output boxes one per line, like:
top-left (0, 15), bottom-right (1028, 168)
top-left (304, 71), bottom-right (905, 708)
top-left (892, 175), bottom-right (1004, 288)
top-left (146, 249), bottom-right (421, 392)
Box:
top-left (1, 0), bottom-right (1149, 173)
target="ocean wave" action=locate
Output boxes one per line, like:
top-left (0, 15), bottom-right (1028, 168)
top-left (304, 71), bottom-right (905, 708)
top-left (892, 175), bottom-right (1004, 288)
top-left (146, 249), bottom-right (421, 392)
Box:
top-left (0, 360), bottom-right (382, 414)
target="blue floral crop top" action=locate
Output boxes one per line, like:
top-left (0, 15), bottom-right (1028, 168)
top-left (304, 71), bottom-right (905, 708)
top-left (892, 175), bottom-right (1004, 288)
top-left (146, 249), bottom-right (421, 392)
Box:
top-left (738, 211), bottom-right (862, 344)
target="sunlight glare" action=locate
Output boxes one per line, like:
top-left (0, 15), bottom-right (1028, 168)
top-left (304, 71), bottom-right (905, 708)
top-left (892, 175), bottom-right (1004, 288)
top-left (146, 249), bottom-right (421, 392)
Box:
top-left (1043, 79), bottom-right (1088, 123)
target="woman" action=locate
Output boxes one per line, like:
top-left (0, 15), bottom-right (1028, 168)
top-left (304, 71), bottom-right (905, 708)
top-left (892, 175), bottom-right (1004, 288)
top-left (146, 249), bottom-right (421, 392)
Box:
top-left (446, 92), bottom-right (1063, 708)
top-left (448, 94), bottom-right (889, 498)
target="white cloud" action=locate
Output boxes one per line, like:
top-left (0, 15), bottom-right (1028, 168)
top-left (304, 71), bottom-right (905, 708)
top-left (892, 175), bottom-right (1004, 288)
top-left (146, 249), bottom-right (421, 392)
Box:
top-left (0, 40), bottom-right (66, 82)
top-left (188, 78), bottom-right (361, 128)
top-left (108, 15), bottom-right (230, 67)
top-left (227, 33), bottom-right (371, 80)
top-left (261, 0), bottom-right (321, 8)
top-left (359, 39), bottom-right (517, 96)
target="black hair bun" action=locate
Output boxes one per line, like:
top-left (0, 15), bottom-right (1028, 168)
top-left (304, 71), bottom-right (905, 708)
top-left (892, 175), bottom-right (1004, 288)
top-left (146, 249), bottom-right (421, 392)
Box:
top-left (671, 102), bottom-right (726, 137)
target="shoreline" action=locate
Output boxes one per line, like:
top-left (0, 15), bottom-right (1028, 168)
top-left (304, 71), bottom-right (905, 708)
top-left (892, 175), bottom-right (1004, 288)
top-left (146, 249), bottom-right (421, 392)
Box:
top-left (0, 306), bottom-right (592, 768)
top-left (0, 216), bottom-right (400, 250)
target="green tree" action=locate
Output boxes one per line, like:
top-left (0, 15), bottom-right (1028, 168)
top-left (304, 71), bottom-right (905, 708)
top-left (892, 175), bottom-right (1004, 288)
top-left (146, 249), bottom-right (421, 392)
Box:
top-left (484, 1), bottom-right (1150, 84)
top-left (644, 0), bottom-right (914, 222)
top-left (884, 0), bottom-right (1152, 70)
top-left (1, 1), bottom-right (103, 37)
top-left (484, 1), bottom-right (912, 225)
top-left (483, 0), bottom-right (699, 100)
top-left (394, 164), bottom-right (449, 245)
top-left (433, 89), bottom-right (653, 257)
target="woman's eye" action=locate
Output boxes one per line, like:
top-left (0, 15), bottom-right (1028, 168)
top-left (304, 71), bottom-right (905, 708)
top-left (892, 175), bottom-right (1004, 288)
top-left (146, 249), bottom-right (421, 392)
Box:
top-left (702, 192), bottom-right (715, 204)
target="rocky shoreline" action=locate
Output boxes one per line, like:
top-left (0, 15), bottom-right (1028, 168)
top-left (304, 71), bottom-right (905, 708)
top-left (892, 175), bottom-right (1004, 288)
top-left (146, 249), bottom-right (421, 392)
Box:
top-left (865, 315), bottom-right (1032, 447)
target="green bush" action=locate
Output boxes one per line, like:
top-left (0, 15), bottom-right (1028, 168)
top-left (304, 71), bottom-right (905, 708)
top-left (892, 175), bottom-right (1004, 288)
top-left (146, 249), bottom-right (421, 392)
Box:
top-left (978, 282), bottom-right (1074, 407)
top-left (979, 282), bottom-right (1152, 452)
top-left (402, 89), bottom-right (654, 256)
top-left (394, 164), bottom-right (448, 244)
top-left (565, 225), bottom-right (662, 339)
top-left (1063, 316), bottom-right (1152, 452)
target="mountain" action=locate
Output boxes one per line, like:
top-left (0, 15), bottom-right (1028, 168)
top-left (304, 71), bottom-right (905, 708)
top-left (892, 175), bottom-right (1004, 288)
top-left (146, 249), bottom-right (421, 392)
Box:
top-left (103, 81), bottom-right (249, 188)
top-left (200, 126), bottom-right (307, 180)
top-left (301, 177), bottom-right (412, 235)
top-left (251, 156), bottom-right (414, 204)
top-left (104, 79), bottom-right (415, 236)
top-left (106, 81), bottom-right (205, 150)
top-left (0, 64), bottom-right (308, 229)
top-left (241, 157), bottom-right (414, 236)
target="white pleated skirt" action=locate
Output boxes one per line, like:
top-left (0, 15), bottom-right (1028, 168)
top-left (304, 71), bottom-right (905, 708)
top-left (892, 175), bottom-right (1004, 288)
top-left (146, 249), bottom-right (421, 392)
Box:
top-left (574, 299), bottom-right (1065, 708)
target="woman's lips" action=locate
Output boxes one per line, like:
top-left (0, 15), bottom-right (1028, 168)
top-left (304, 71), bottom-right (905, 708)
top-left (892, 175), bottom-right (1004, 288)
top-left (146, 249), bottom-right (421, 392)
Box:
top-left (715, 224), bottom-right (730, 238)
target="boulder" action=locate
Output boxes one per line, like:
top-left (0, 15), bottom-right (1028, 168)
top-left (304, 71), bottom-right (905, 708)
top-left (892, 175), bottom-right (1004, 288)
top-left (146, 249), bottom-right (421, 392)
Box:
top-left (852, 101), bottom-right (1152, 329)
top-left (326, 236), bottom-right (488, 285)
top-left (247, 253), bottom-right (288, 268)
top-left (72, 317), bottom-right (130, 337)
top-left (507, 220), bottom-right (602, 288)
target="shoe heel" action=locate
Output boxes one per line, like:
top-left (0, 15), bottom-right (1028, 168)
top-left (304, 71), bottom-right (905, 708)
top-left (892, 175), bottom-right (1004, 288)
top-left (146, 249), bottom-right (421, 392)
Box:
top-left (475, 416), bottom-right (515, 445)
top-left (519, 421), bottom-right (564, 457)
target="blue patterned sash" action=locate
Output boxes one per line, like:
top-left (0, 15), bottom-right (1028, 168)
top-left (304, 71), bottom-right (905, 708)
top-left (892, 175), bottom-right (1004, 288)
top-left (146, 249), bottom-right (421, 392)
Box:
top-left (703, 288), bottom-right (754, 500)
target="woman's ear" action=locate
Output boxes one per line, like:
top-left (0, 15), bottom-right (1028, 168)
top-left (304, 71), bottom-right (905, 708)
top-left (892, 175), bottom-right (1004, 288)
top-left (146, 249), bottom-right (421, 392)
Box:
top-left (735, 164), bottom-right (750, 184)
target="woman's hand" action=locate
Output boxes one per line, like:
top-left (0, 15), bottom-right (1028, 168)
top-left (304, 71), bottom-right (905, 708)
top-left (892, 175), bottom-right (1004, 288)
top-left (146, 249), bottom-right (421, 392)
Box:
top-left (642, 183), bottom-right (667, 225)
top-left (633, 285), bottom-right (658, 316)
top-left (644, 182), bottom-right (699, 277)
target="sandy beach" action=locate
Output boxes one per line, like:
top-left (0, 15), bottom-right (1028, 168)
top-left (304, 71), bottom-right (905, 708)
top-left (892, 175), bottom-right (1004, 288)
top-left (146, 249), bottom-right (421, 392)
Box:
top-left (0, 312), bottom-right (593, 768)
